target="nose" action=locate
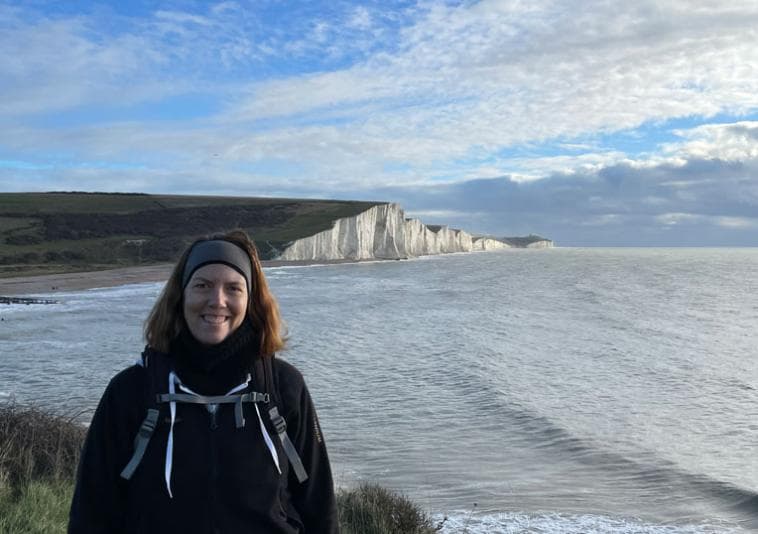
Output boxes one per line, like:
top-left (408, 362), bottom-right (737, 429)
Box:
top-left (207, 286), bottom-right (227, 307)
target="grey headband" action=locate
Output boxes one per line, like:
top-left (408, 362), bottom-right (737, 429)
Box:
top-left (182, 240), bottom-right (252, 290)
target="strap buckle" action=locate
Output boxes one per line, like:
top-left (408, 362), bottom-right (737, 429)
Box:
top-left (135, 408), bottom-right (160, 443)
top-left (270, 412), bottom-right (287, 434)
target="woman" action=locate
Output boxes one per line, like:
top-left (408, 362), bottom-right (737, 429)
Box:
top-left (69, 230), bottom-right (338, 533)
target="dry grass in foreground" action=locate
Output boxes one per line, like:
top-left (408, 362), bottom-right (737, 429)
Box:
top-left (0, 402), bottom-right (86, 487)
top-left (0, 403), bottom-right (85, 534)
top-left (337, 483), bottom-right (442, 534)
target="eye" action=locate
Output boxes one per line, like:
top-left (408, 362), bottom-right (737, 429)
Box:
top-left (192, 281), bottom-right (207, 289)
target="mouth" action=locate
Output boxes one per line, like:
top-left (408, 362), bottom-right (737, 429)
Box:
top-left (201, 314), bottom-right (229, 325)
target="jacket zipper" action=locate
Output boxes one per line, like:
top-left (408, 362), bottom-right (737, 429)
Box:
top-left (207, 403), bottom-right (219, 430)
top-left (208, 404), bottom-right (219, 533)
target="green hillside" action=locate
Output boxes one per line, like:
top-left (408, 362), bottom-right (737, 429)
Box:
top-left (0, 192), bottom-right (381, 277)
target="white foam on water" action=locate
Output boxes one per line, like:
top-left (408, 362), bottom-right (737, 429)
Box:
top-left (12, 281), bottom-right (163, 302)
top-left (434, 512), bottom-right (748, 534)
top-left (263, 267), bottom-right (302, 277)
top-left (84, 281), bottom-right (164, 295)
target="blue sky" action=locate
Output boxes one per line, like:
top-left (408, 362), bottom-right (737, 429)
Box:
top-left (2, 0), bottom-right (758, 245)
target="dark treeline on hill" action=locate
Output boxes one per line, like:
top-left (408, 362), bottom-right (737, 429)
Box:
top-left (0, 192), bottom-right (379, 276)
top-left (45, 191), bottom-right (150, 196)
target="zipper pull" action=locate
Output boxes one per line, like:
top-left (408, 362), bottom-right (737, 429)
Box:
top-left (207, 403), bottom-right (219, 430)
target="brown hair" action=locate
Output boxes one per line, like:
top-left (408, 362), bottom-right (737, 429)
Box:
top-left (144, 229), bottom-right (286, 355)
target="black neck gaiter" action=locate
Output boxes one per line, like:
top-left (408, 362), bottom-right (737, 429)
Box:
top-left (169, 318), bottom-right (259, 395)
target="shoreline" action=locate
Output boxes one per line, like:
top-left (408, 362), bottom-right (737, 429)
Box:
top-left (0, 259), bottom-right (375, 296)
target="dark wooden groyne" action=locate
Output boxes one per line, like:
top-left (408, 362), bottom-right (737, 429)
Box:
top-left (0, 296), bottom-right (59, 305)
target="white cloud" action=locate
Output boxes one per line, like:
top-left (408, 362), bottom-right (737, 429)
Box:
top-left (347, 6), bottom-right (372, 30)
top-left (663, 121), bottom-right (758, 161)
top-left (0, 7), bottom-right (181, 117)
top-left (206, 0), bottom-right (758, 187)
top-left (154, 10), bottom-right (214, 27)
top-left (500, 152), bottom-right (632, 182)
top-left (655, 212), bottom-right (758, 229)
top-left (715, 216), bottom-right (758, 229)
top-left (579, 214), bottom-right (624, 227)
top-left (656, 212), bottom-right (702, 226)
top-left (404, 209), bottom-right (480, 221)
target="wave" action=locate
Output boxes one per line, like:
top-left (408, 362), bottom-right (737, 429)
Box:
top-left (84, 281), bottom-right (164, 295)
top-left (434, 510), bottom-right (749, 533)
top-left (476, 385), bottom-right (758, 526)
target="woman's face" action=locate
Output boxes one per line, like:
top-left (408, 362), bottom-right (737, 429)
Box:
top-left (183, 263), bottom-right (248, 345)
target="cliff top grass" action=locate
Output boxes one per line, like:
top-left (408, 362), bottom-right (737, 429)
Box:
top-left (0, 192), bottom-right (383, 277)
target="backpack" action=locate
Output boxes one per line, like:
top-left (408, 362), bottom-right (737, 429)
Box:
top-left (119, 349), bottom-right (308, 491)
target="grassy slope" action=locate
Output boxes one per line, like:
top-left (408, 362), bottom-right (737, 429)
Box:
top-left (0, 482), bottom-right (73, 534)
top-left (0, 192), bottom-right (382, 276)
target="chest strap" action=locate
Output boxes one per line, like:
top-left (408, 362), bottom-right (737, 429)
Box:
top-left (157, 392), bottom-right (270, 428)
top-left (153, 393), bottom-right (308, 483)
top-left (120, 372), bottom-right (309, 489)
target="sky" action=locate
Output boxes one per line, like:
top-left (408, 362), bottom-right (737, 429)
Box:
top-left (1, 0), bottom-right (758, 246)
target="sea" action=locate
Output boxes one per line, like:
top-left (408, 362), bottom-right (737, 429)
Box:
top-left (1, 247), bottom-right (756, 533)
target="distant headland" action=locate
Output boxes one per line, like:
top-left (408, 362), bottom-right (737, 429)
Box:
top-left (0, 192), bottom-right (553, 281)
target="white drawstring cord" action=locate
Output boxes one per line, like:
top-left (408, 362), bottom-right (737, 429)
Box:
top-left (163, 373), bottom-right (281, 498)
top-left (255, 403), bottom-right (281, 474)
top-left (165, 372), bottom-right (177, 498)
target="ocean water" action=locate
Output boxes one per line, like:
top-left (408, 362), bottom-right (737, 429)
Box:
top-left (1, 248), bottom-right (756, 533)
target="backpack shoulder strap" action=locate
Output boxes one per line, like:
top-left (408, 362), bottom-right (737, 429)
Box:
top-left (120, 348), bottom-right (166, 480)
top-left (257, 354), bottom-right (309, 483)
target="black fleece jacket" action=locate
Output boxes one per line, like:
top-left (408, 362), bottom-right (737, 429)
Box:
top-left (68, 353), bottom-right (338, 533)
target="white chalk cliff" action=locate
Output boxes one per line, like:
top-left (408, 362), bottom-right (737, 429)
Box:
top-left (525, 240), bottom-right (554, 249)
top-left (276, 203), bottom-right (511, 261)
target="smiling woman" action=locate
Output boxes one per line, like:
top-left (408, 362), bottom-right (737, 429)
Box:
top-left (180, 239), bottom-right (252, 346)
top-left (183, 263), bottom-right (248, 345)
top-left (68, 230), bottom-right (338, 534)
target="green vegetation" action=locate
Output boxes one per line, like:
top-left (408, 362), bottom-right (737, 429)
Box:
top-left (0, 403), bottom-right (85, 534)
top-left (0, 192), bottom-right (382, 276)
top-left (0, 403), bottom-right (85, 486)
top-left (0, 402), bottom-right (441, 533)
top-left (337, 483), bottom-right (441, 534)
top-left (0, 481), bottom-right (73, 534)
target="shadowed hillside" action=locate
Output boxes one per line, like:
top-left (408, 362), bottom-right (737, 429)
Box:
top-left (0, 192), bottom-right (380, 276)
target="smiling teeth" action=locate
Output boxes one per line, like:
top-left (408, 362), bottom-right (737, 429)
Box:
top-left (203, 315), bottom-right (227, 324)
